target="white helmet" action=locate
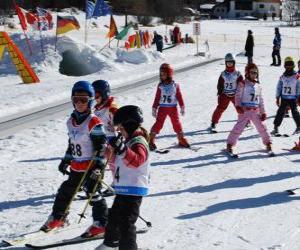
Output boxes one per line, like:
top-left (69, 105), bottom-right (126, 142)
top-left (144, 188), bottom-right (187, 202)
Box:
top-left (225, 53), bottom-right (235, 63)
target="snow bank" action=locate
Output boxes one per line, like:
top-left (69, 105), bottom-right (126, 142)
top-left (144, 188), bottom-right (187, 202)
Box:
top-left (116, 48), bottom-right (164, 64)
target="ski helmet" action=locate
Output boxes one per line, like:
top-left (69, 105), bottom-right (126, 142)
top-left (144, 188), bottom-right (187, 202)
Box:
top-left (284, 56), bottom-right (295, 67)
top-left (160, 63), bottom-right (174, 79)
top-left (92, 80), bottom-right (111, 101)
top-left (71, 81), bottom-right (95, 108)
top-left (245, 63), bottom-right (259, 80)
top-left (113, 105), bottom-right (143, 136)
top-left (225, 53), bottom-right (235, 63)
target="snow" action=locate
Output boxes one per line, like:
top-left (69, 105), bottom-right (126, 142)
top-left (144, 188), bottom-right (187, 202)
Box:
top-left (1, 11), bottom-right (300, 250)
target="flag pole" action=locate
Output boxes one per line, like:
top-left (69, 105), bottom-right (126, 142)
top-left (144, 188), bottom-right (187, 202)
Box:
top-left (99, 37), bottom-right (116, 53)
top-left (39, 28), bottom-right (45, 56)
top-left (54, 15), bottom-right (58, 51)
top-left (22, 25), bottom-right (33, 55)
top-left (13, 0), bottom-right (33, 55)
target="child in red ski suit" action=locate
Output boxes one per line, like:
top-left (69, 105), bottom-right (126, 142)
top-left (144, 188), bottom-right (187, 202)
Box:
top-left (211, 53), bottom-right (244, 132)
top-left (227, 63), bottom-right (272, 153)
top-left (149, 63), bottom-right (189, 151)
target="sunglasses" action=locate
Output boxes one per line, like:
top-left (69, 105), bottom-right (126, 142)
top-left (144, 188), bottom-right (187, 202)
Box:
top-left (72, 96), bottom-right (91, 104)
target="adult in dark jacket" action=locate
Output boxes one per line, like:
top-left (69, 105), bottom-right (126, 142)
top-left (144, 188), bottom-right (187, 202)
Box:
top-left (271, 27), bottom-right (281, 66)
top-left (245, 30), bottom-right (254, 64)
top-left (153, 31), bottom-right (163, 52)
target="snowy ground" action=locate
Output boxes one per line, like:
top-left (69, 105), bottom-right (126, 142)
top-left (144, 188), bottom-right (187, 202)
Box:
top-left (1, 13), bottom-right (300, 250)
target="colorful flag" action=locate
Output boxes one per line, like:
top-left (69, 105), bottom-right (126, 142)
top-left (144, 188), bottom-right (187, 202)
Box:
top-left (86, 0), bottom-right (111, 19)
top-left (116, 25), bottom-right (135, 40)
top-left (56, 15), bottom-right (80, 35)
top-left (15, 4), bottom-right (27, 30)
top-left (36, 7), bottom-right (53, 31)
top-left (106, 15), bottom-right (118, 38)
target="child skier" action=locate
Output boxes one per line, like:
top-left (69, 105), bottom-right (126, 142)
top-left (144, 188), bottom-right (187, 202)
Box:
top-left (271, 57), bottom-right (300, 136)
top-left (92, 80), bottom-right (118, 141)
top-left (227, 63), bottom-right (273, 156)
top-left (41, 81), bottom-right (109, 238)
top-left (92, 79), bottom-right (118, 197)
top-left (149, 63), bottom-right (189, 150)
top-left (96, 105), bottom-right (150, 250)
top-left (210, 53), bottom-right (244, 132)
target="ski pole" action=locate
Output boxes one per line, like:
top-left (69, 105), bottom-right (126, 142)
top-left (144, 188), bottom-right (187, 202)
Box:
top-left (63, 151), bottom-right (98, 216)
top-left (138, 215), bottom-right (152, 227)
top-left (78, 152), bottom-right (112, 223)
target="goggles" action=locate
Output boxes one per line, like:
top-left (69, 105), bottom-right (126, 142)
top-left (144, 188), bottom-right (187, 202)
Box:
top-left (72, 96), bottom-right (92, 104)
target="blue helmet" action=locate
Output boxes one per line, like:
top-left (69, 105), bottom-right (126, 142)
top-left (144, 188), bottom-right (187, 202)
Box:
top-left (71, 81), bottom-right (95, 108)
top-left (92, 80), bottom-right (111, 101)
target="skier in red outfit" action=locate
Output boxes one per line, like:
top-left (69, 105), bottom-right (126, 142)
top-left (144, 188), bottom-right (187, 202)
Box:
top-left (149, 63), bottom-right (189, 151)
top-left (210, 53), bottom-right (244, 132)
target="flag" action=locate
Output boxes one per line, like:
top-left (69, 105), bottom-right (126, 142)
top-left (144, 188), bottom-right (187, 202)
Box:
top-left (15, 4), bottom-right (27, 30)
top-left (116, 25), bottom-right (135, 40)
top-left (106, 15), bottom-right (118, 38)
top-left (86, 0), bottom-right (111, 19)
top-left (36, 7), bottom-right (53, 31)
top-left (56, 15), bottom-right (80, 35)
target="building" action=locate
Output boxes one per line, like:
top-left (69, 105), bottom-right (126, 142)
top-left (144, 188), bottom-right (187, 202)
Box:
top-left (213, 0), bottom-right (281, 19)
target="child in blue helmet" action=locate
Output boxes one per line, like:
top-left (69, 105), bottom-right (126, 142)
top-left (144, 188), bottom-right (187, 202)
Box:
top-left (92, 80), bottom-right (118, 197)
top-left (92, 80), bottom-right (118, 141)
top-left (41, 81), bottom-right (109, 238)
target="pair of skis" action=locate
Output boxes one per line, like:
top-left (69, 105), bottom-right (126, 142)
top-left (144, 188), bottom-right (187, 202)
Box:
top-left (224, 149), bottom-right (275, 159)
top-left (25, 228), bottom-right (149, 249)
top-left (1, 227), bottom-right (150, 249)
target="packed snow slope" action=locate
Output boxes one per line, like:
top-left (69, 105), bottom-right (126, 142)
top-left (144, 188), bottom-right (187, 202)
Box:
top-left (1, 17), bottom-right (300, 250)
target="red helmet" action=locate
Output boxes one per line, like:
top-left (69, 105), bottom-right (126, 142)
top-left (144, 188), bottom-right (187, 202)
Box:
top-left (160, 63), bottom-right (174, 78)
top-left (245, 63), bottom-right (259, 80)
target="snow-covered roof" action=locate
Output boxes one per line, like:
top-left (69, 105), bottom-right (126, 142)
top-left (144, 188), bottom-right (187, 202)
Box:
top-left (200, 4), bottom-right (216, 10)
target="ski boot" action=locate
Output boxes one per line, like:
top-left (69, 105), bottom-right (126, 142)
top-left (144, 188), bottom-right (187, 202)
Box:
top-left (81, 221), bottom-right (105, 238)
top-left (149, 132), bottom-right (157, 151)
top-left (210, 122), bottom-right (217, 133)
top-left (266, 142), bottom-right (275, 157)
top-left (177, 133), bottom-right (190, 148)
top-left (40, 214), bottom-right (68, 232)
top-left (271, 126), bottom-right (279, 136)
top-left (226, 143), bottom-right (233, 154)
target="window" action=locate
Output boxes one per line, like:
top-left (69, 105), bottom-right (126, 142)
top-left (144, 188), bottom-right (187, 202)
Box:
top-left (259, 4), bottom-right (264, 9)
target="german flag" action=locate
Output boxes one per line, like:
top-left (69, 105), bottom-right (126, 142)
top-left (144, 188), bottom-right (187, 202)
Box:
top-left (56, 15), bottom-right (80, 35)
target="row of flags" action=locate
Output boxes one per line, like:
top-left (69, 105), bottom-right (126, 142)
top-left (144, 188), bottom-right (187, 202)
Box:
top-left (13, 0), bottom-right (152, 54)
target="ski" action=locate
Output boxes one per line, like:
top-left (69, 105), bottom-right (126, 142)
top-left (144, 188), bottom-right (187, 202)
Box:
top-left (154, 149), bottom-right (170, 154)
top-left (223, 149), bottom-right (238, 158)
top-left (25, 228), bottom-right (150, 249)
top-left (0, 230), bottom-right (45, 248)
top-left (267, 150), bottom-right (276, 157)
top-left (0, 225), bottom-right (70, 248)
top-left (286, 188), bottom-right (300, 195)
top-left (271, 133), bottom-right (289, 137)
top-left (210, 128), bottom-right (217, 133)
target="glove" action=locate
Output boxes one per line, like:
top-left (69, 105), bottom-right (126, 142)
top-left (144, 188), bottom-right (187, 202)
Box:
top-left (109, 133), bottom-right (126, 155)
top-left (152, 108), bottom-right (157, 118)
top-left (180, 106), bottom-right (185, 116)
top-left (58, 159), bottom-right (69, 175)
top-left (276, 97), bottom-right (280, 107)
top-left (261, 113), bottom-right (267, 121)
top-left (236, 106), bottom-right (244, 114)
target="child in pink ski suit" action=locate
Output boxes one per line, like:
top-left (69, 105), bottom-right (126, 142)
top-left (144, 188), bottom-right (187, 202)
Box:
top-left (227, 63), bottom-right (272, 153)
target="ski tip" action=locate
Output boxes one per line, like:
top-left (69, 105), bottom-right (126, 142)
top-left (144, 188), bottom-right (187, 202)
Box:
top-left (286, 190), bottom-right (296, 195)
top-left (0, 240), bottom-right (12, 247)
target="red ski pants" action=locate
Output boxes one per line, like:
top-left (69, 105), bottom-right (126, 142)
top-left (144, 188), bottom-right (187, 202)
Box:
top-left (211, 94), bottom-right (239, 124)
top-left (151, 107), bottom-right (183, 134)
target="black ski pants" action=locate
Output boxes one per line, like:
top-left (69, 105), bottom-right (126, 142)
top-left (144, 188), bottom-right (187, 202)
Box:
top-left (274, 98), bottom-right (300, 128)
top-left (272, 48), bottom-right (281, 65)
top-left (52, 170), bottom-right (108, 226)
top-left (103, 194), bottom-right (142, 250)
